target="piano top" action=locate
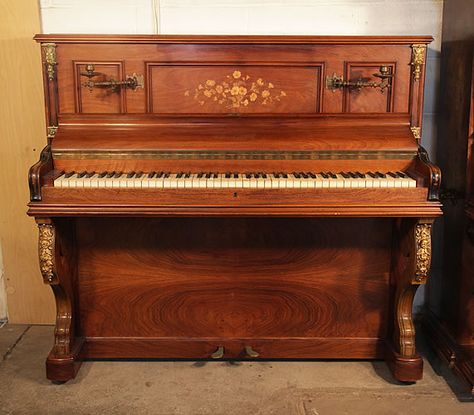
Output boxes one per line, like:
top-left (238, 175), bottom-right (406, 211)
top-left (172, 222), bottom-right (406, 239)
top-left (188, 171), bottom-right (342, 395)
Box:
top-left (33, 34), bottom-right (434, 44)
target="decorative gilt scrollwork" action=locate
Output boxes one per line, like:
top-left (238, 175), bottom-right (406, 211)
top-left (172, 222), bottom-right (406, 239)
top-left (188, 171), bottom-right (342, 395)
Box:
top-left (410, 126), bottom-right (421, 142)
top-left (411, 44), bottom-right (426, 81)
top-left (184, 70), bottom-right (287, 110)
top-left (414, 222), bottom-right (432, 283)
top-left (38, 223), bottom-right (56, 284)
top-left (42, 43), bottom-right (57, 81)
top-left (47, 126), bottom-right (58, 140)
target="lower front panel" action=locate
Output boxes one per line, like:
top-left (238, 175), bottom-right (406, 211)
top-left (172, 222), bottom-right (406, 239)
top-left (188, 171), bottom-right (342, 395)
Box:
top-left (75, 217), bottom-right (393, 359)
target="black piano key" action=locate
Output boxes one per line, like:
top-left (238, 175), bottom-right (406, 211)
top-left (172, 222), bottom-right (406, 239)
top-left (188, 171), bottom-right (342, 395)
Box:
top-left (127, 171), bottom-right (136, 178)
top-left (329, 173), bottom-right (337, 179)
top-left (368, 172), bottom-right (377, 178)
top-left (375, 171), bottom-right (386, 178)
top-left (164, 172), bottom-right (171, 178)
top-left (185, 172), bottom-right (191, 178)
top-left (293, 172), bottom-right (301, 178)
top-left (396, 171), bottom-right (407, 178)
top-left (301, 172), bottom-right (309, 178)
top-left (148, 171), bottom-right (156, 178)
top-left (77, 171), bottom-right (87, 178)
top-left (85, 171), bottom-right (95, 178)
top-left (98, 172), bottom-right (107, 178)
top-left (282, 173), bottom-right (288, 178)
top-left (233, 172), bottom-right (239, 179)
top-left (308, 172), bottom-right (316, 178)
top-left (340, 172), bottom-right (350, 179)
top-left (136, 171), bottom-right (144, 178)
top-left (246, 173), bottom-right (252, 179)
top-left (213, 173), bottom-right (218, 178)
top-left (387, 172), bottom-right (398, 178)
top-left (113, 172), bottom-right (122, 178)
top-left (176, 172), bottom-right (183, 178)
top-left (106, 171), bottom-right (116, 178)
top-left (262, 173), bottom-right (268, 179)
top-left (225, 172), bottom-right (231, 179)
top-left (197, 172), bottom-right (204, 178)
top-left (65, 171), bottom-right (75, 178)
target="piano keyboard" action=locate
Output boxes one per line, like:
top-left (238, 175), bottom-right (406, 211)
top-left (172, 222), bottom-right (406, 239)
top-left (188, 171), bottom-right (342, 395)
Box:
top-left (54, 171), bottom-right (417, 189)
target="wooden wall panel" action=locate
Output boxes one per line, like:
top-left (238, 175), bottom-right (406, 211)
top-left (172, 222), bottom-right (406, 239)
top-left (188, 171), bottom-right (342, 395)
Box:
top-left (0, 0), bottom-right (55, 323)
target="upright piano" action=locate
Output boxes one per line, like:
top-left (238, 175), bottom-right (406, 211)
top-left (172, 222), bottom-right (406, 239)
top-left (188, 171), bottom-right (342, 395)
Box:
top-left (29, 35), bottom-right (442, 383)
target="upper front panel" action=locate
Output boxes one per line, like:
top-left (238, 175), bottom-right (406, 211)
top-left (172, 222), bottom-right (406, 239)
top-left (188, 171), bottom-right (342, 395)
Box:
top-left (37, 36), bottom-right (430, 122)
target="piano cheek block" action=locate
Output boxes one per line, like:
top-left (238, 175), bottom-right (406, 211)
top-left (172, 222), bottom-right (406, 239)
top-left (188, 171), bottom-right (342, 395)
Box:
top-left (29, 34), bottom-right (441, 384)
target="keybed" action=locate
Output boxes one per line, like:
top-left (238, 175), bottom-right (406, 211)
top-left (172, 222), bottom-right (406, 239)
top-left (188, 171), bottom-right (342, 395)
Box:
top-left (54, 171), bottom-right (417, 189)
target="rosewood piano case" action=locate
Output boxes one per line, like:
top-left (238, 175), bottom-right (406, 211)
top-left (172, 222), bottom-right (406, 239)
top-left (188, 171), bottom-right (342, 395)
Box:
top-left (28, 35), bottom-right (442, 383)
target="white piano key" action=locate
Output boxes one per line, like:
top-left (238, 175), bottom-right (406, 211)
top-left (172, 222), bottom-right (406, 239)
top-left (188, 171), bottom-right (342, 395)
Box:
top-left (54, 174), bottom-right (66, 188)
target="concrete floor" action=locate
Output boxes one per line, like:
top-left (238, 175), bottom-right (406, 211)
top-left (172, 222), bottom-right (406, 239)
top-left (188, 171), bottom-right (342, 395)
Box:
top-left (0, 325), bottom-right (472, 414)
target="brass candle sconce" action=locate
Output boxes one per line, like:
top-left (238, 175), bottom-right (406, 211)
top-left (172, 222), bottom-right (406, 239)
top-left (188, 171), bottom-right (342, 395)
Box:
top-left (326, 65), bottom-right (393, 93)
top-left (81, 64), bottom-right (143, 92)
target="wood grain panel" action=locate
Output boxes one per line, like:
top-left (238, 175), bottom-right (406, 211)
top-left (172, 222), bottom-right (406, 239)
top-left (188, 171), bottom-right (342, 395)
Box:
top-left (148, 64), bottom-right (322, 113)
top-left (0, 0), bottom-right (55, 323)
top-left (51, 41), bottom-right (420, 115)
top-left (76, 218), bottom-right (391, 340)
top-left (81, 337), bottom-right (385, 359)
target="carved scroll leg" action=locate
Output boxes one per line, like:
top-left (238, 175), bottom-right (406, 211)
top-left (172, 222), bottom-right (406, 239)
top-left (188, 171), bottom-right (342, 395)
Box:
top-left (388, 218), bottom-right (434, 382)
top-left (37, 218), bottom-right (83, 382)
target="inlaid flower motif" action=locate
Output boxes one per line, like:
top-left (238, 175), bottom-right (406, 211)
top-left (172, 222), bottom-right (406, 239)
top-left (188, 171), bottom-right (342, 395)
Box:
top-left (231, 86), bottom-right (240, 96)
top-left (185, 70), bottom-right (287, 110)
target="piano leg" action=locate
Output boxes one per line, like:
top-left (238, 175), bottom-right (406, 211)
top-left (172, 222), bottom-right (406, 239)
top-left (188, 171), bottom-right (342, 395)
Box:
top-left (388, 218), bottom-right (434, 382)
top-left (36, 218), bottom-right (84, 383)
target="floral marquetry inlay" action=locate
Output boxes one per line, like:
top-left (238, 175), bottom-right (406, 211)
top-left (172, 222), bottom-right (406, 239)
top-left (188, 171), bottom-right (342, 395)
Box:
top-left (184, 70), bottom-right (287, 110)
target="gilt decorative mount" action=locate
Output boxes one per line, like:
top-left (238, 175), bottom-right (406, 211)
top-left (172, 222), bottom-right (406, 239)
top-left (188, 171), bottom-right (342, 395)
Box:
top-left (184, 70), bottom-right (287, 110)
top-left (414, 222), bottom-right (432, 283)
top-left (42, 43), bottom-right (57, 81)
top-left (38, 223), bottom-right (56, 284)
top-left (411, 44), bottom-right (426, 81)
